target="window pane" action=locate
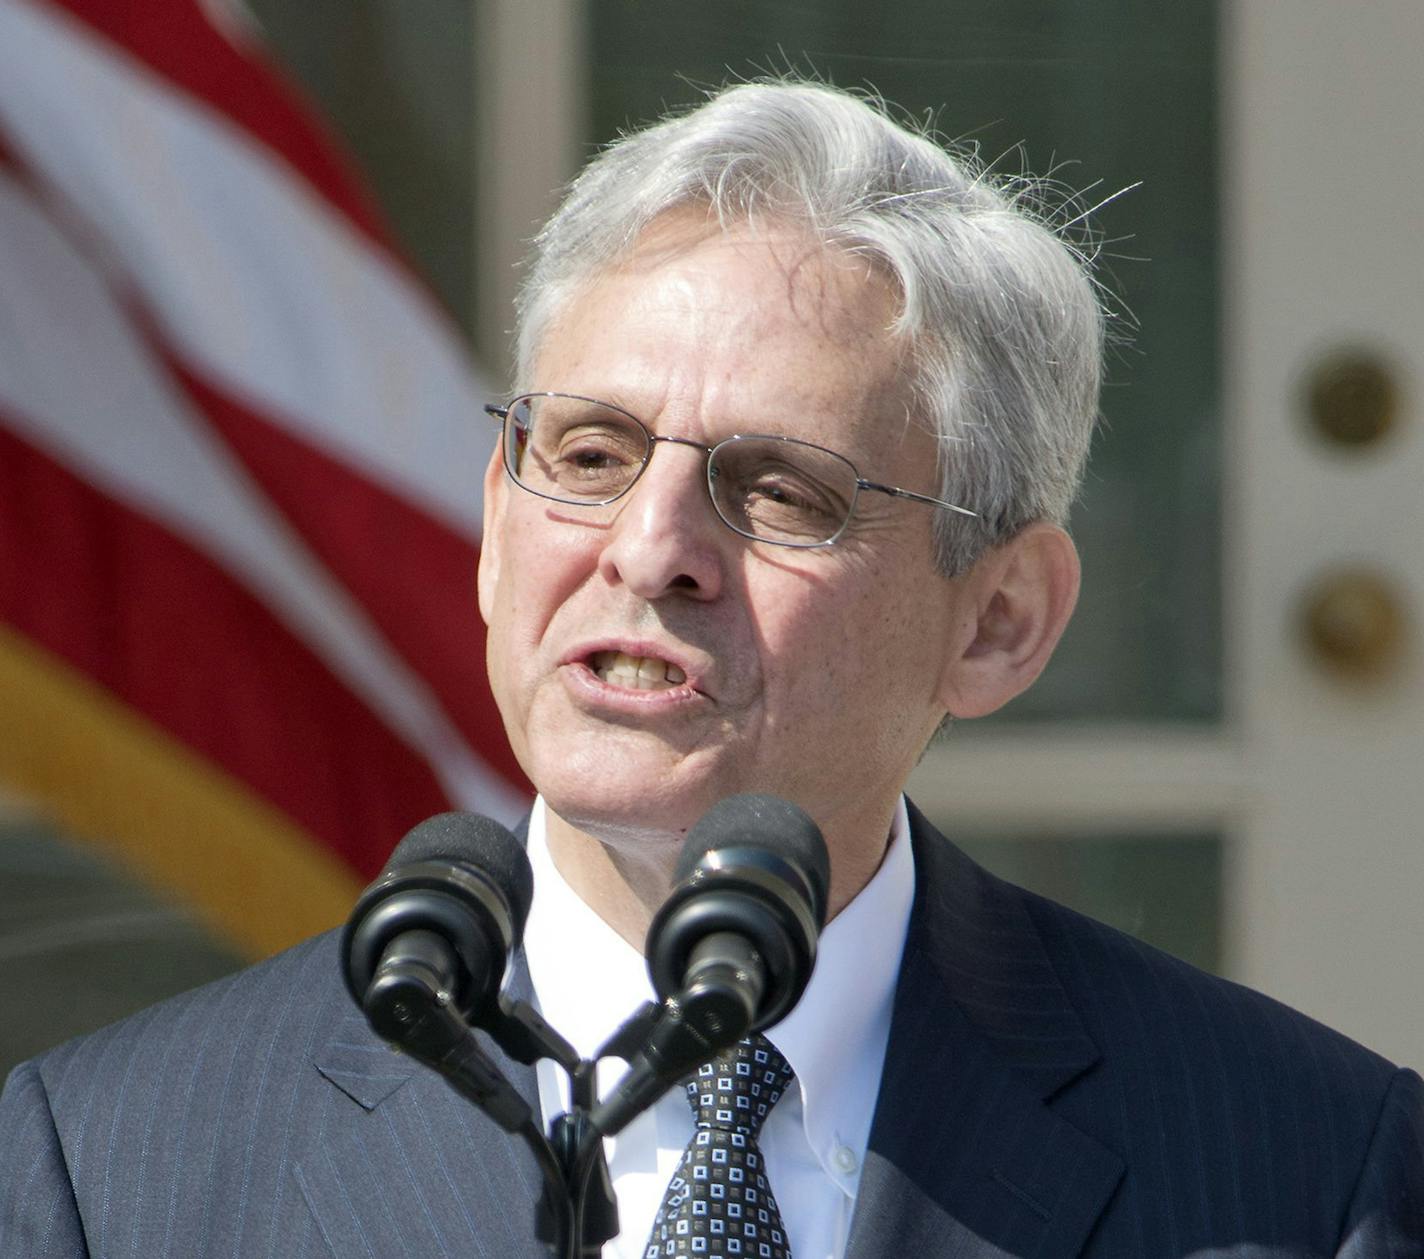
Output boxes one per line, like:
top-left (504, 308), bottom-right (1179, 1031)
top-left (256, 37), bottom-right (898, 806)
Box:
top-left (245, 0), bottom-right (477, 333)
top-left (590, 1), bottom-right (1222, 722)
top-left (955, 832), bottom-right (1223, 973)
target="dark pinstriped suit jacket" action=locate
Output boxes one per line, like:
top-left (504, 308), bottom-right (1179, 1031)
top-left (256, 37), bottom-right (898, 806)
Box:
top-left (3, 803), bottom-right (1422, 1257)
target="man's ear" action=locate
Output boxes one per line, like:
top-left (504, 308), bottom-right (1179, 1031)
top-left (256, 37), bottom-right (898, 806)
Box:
top-left (935, 523), bottom-right (1080, 719)
top-left (476, 444), bottom-right (507, 626)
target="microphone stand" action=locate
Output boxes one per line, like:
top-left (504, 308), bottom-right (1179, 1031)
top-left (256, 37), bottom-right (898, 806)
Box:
top-left (557, 974), bottom-right (759, 1256)
top-left (359, 941), bottom-right (763, 1257)
top-left (550, 1060), bottom-right (617, 1258)
top-left (478, 997), bottom-right (629, 1259)
top-left (538, 981), bottom-right (748, 1257)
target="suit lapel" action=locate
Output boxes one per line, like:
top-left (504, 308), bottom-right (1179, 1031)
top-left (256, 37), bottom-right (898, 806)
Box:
top-left (845, 804), bottom-right (1123, 1259)
top-left (300, 948), bottom-right (551, 1258)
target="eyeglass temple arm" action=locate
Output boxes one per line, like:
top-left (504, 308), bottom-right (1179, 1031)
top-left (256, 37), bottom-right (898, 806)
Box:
top-left (858, 480), bottom-right (978, 519)
top-left (485, 404), bottom-right (510, 421)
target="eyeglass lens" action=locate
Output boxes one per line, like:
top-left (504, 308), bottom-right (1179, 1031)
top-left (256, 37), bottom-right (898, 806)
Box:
top-left (505, 394), bottom-right (858, 546)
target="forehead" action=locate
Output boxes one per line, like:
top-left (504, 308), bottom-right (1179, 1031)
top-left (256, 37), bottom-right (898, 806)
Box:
top-left (529, 216), bottom-right (917, 452)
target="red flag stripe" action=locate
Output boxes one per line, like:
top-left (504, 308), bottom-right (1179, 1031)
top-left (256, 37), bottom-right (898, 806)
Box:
top-left (0, 0), bottom-right (532, 909)
top-left (0, 142), bottom-right (525, 819)
top-left (0, 2), bottom-right (489, 544)
top-left (40, 0), bottom-right (390, 251)
top-left (173, 359), bottom-right (529, 792)
top-left (0, 417), bottom-right (451, 878)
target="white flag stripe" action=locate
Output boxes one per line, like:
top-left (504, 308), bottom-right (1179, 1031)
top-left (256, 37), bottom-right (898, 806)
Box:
top-left (0, 168), bottom-right (527, 825)
top-left (0, 0), bottom-right (492, 544)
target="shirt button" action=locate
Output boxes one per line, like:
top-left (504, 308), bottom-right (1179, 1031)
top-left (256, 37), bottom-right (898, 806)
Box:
top-left (833, 1145), bottom-right (858, 1174)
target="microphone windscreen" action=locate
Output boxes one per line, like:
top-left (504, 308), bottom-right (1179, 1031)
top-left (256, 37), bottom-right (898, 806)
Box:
top-left (675, 794), bottom-right (830, 927)
top-left (382, 812), bottom-right (534, 930)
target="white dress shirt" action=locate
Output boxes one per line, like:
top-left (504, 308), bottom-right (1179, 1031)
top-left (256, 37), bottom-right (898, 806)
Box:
top-left (523, 797), bottom-right (916, 1259)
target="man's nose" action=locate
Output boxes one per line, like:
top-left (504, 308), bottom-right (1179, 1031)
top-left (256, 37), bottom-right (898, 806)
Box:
top-left (596, 442), bottom-right (727, 600)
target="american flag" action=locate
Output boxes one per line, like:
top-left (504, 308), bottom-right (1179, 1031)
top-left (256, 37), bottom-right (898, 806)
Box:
top-left (0, 0), bottom-right (528, 957)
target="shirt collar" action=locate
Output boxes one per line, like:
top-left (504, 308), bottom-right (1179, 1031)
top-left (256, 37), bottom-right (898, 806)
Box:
top-left (524, 797), bottom-right (653, 1066)
top-left (763, 795), bottom-right (915, 1192)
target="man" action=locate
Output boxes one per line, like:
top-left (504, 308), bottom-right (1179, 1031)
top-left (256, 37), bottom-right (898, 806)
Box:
top-left (2, 81), bottom-right (1421, 1258)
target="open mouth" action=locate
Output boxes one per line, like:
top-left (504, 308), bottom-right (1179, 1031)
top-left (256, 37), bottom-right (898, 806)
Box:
top-left (589, 650), bottom-right (688, 691)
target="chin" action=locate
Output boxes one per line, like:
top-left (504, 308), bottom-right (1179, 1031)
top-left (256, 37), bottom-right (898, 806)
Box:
top-left (547, 784), bottom-right (701, 844)
top-left (535, 756), bottom-right (733, 849)
top-left (533, 721), bottom-right (834, 821)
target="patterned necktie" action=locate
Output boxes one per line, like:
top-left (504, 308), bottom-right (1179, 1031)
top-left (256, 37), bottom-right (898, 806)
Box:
top-left (644, 1035), bottom-right (795, 1259)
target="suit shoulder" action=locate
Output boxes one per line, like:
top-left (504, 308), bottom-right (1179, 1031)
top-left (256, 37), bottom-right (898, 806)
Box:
top-left (908, 805), bottom-right (1401, 1089)
top-left (908, 804), bottom-right (1408, 1153)
top-left (1015, 876), bottom-right (1405, 1109)
top-left (21, 930), bottom-right (346, 1123)
top-left (1009, 874), bottom-right (1424, 1246)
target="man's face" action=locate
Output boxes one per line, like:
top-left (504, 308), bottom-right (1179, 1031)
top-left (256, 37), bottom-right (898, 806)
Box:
top-left (479, 216), bottom-right (970, 878)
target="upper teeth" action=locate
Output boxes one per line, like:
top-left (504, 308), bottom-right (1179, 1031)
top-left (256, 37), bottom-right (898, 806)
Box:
top-left (591, 651), bottom-right (687, 689)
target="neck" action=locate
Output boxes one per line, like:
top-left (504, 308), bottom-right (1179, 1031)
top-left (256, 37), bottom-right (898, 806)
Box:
top-left (541, 796), bottom-right (900, 948)
top-left (543, 808), bottom-right (680, 949)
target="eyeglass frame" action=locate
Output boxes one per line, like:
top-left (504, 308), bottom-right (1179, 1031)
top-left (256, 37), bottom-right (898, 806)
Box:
top-left (484, 391), bottom-right (978, 549)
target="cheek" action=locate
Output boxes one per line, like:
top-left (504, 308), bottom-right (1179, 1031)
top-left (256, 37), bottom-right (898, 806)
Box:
top-left (480, 580), bottom-right (521, 746)
top-left (482, 512), bottom-right (613, 710)
top-left (750, 587), bottom-right (855, 721)
top-left (480, 528), bottom-right (547, 692)
top-left (489, 507), bottom-right (586, 625)
top-left (792, 573), bottom-right (939, 713)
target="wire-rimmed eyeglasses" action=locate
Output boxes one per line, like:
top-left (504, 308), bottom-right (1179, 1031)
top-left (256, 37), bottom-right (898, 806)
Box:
top-left (484, 393), bottom-right (977, 549)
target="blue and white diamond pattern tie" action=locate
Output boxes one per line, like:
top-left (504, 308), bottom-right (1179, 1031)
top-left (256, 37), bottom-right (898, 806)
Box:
top-left (644, 1035), bottom-right (795, 1258)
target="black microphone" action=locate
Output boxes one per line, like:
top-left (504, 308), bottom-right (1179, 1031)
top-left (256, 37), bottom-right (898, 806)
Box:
top-left (342, 811), bottom-right (533, 1029)
top-left (340, 812), bottom-right (540, 1132)
top-left (591, 794), bottom-right (829, 1136)
top-left (650, 792), bottom-right (829, 1033)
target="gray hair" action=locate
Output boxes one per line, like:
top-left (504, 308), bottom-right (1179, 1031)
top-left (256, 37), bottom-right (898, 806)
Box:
top-left (515, 80), bottom-right (1107, 576)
